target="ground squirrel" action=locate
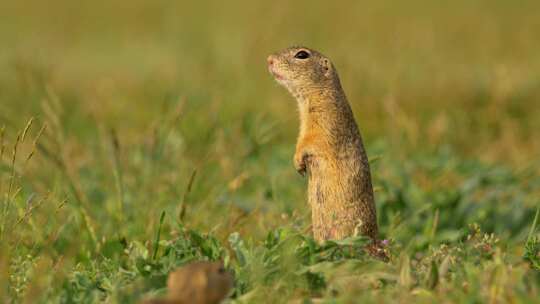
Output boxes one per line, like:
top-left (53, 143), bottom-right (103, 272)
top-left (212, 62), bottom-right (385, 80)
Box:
top-left (142, 261), bottom-right (233, 304)
top-left (267, 46), bottom-right (378, 242)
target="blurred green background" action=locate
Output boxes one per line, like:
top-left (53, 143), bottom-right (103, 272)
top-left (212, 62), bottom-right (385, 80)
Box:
top-left (2, 0), bottom-right (540, 160)
top-left (1, 0), bottom-right (539, 303)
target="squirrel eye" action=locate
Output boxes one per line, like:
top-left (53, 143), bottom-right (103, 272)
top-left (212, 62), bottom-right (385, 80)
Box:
top-left (217, 266), bottom-right (226, 274)
top-left (294, 50), bottom-right (310, 59)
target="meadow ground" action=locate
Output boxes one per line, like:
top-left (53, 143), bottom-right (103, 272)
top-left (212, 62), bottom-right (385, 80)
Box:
top-left (1, 0), bottom-right (539, 303)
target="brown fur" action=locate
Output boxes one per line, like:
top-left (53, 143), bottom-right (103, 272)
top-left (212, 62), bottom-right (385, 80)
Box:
top-left (141, 261), bottom-right (233, 304)
top-left (267, 46), bottom-right (378, 242)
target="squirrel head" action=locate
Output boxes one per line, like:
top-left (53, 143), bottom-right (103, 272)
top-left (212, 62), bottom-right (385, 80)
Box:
top-left (267, 46), bottom-right (340, 98)
top-left (166, 261), bottom-right (233, 304)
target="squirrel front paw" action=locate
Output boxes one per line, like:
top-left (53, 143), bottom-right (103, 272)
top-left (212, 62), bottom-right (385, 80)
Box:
top-left (294, 151), bottom-right (311, 176)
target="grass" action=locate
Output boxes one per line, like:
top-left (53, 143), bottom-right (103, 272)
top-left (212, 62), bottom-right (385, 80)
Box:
top-left (1, 0), bottom-right (539, 303)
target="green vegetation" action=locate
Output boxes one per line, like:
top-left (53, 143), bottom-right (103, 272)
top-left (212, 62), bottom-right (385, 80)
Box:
top-left (1, 0), bottom-right (539, 302)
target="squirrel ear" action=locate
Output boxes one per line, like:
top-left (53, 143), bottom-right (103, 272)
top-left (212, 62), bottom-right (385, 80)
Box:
top-left (322, 58), bottom-right (332, 77)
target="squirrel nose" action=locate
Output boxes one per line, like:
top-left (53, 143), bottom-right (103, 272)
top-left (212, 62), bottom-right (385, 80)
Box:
top-left (267, 55), bottom-right (274, 65)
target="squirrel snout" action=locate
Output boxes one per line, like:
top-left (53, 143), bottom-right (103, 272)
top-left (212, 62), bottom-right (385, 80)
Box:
top-left (267, 55), bottom-right (275, 66)
top-left (267, 55), bottom-right (285, 81)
